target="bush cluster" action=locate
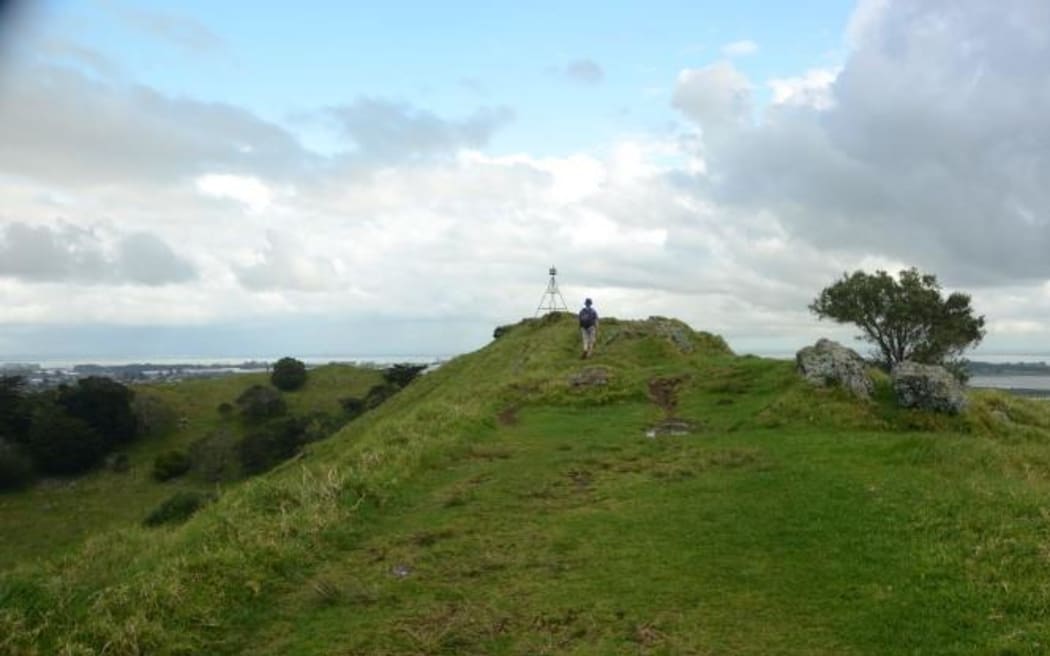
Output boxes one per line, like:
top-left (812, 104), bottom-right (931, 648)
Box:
top-left (0, 376), bottom-right (142, 487)
top-left (143, 491), bottom-right (214, 527)
top-left (153, 450), bottom-right (191, 482)
top-left (339, 396), bottom-right (367, 420)
top-left (235, 385), bottom-right (287, 422)
top-left (336, 363), bottom-right (424, 424)
top-left (382, 363), bottom-right (427, 388)
top-left (239, 416), bottom-right (308, 475)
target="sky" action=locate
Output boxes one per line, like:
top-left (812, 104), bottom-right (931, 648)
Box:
top-left (0, 0), bottom-right (1049, 361)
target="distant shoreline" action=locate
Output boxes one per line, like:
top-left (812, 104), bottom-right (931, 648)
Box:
top-left (0, 354), bottom-right (450, 371)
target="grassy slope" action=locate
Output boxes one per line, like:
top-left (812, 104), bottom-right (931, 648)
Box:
top-left (4, 316), bottom-right (1050, 655)
top-left (0, 364), bottom-right (383, 567)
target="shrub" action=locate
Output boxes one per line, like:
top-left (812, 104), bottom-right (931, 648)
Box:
top-left (26, 411), bottom-right (106, 475)
top-left (271, 357), bottom-right (308, 391)
top-left (217, 402), bottom-right (234, 417)
top-left (0, 439), bottom-right (34, 491)
top-left (143, 491), bottom-right (214, 527)
top-left (364, 383), bottom-right (399, 410)
top-left (383, 363), bottom-right (427, 388)
top-left (340, 396), bottom-right (366, 420)
top-left (239, 416), bottom-right (308, 475)
top-left (153, 450), bottom-right (191, 482)
top-left (235, 385), bottom-right (287, 422)
top-left (493, 324), bottom-right (513, 339)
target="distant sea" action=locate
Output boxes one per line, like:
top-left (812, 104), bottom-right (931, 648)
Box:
top-left (969, 376), bottom-right (1050, 394)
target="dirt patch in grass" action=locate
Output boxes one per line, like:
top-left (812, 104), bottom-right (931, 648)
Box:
top-left (409, 528), bottom-right (456, 548)
top-left (648, 375), bottom-right (688, 415)
top-left (497, 405), bottom-right (519, 426)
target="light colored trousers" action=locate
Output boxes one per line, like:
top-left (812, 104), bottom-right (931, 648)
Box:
top-left (580, 325), bottom-right (597, 352)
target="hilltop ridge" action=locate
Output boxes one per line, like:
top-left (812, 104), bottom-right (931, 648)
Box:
top-left (4, 314), bottom-right (1050, 654)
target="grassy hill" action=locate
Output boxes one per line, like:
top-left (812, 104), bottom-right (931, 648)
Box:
top-left (4, 315), bottom-right (1050, 655)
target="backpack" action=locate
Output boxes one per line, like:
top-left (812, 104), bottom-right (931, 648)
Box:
top-left (578, 307), bottom-right (597, 328)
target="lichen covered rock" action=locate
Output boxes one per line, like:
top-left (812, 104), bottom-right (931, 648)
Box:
top-left (892, 361), bottom-right (968, 414)
top-left (796, 338), bottom-right (873, 399)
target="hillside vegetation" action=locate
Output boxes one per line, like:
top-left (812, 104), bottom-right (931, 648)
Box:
top-left (0, 364), bottom-right (383, 566)
top-left (4, 314), bottom-right (1050, 655)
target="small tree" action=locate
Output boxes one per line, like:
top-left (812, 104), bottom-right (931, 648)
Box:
top-left (271, 357), bottom-right (308, 391)
top-left (810, 268), bottom-right (985, 369)
top-left (235, 385), bottom-right (287, 422)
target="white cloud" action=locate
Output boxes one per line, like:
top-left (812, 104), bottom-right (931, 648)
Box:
top-left (768, 68), bottom-right (840, 110)
top-left (234, 231), bottom-right (338, 292)
top-left (672, 62), bottom-right (753, 132)
top-left (721, 40), bottom-right (758, 57)
top-left (196, 174), bottom-right (275, 212)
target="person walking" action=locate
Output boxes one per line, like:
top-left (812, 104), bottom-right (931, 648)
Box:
top-left (578, 298), bottom-right (599, 359)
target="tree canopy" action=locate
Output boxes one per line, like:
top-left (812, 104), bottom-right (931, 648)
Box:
top-left (270, 357), bottom-right (308, 391)
top-left (809, 268), bottom-right (985, 369)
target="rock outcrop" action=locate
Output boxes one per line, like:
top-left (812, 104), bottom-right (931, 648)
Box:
top-left (796, 338), bottom-right (873, 399)
top-left (891, 361), bottom-right (968, 414)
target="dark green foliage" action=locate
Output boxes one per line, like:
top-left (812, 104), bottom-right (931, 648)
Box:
top-left (235, 385), bottom-right (287, 422)
top-left (364, 383), bottom-right (399, 410)
top-left (26, 411), bottom-right (106, 475)
top-left (493, 324), bottom-right (513, 339)
top-left (57, 377), bottom-right (138, 446)
top-left (339, 397), bottom-right (366, 420)
top-left (382, 363), bottom-right (427, 388)
top-left (217, 402), bottom-right (234, 417)
top-left (271, 357), bottom-right (308, 391)
top-left (810, 268), bottom-right (985, 369)
top-left (239, 416), bottom-right (309, 475)
top-left (189, 430), bottom-right (241, 482)
top-left (152, 450), bottom-right (191, 482)
top-left (0, 377), bottom-right (31, 443)
top-left (0, 439), bottom-right (34, 491)
top-left (143, 491), bottom-right (214, 527)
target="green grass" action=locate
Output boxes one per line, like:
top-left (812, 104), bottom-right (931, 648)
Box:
top-left (3, 315), bottom-right (1050, 654)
